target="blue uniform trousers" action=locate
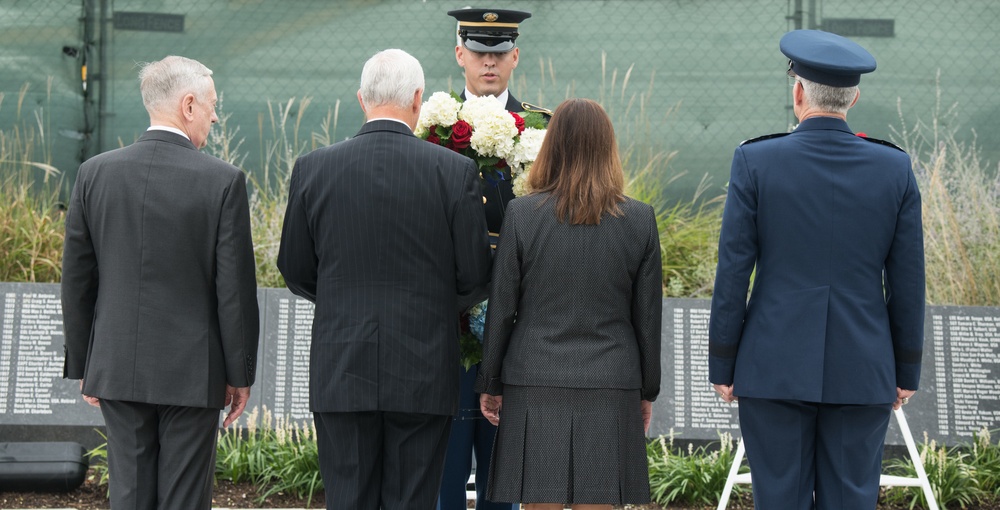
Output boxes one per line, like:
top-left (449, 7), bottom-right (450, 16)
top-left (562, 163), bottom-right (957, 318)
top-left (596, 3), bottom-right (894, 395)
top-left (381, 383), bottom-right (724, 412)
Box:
top-left (437, 365), bottom-right (515, 510)
top-left (739, 397), bottom-right (893, 510)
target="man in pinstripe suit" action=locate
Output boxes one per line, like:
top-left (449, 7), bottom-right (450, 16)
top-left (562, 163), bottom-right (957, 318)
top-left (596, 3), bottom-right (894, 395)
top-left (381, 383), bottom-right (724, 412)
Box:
top-left (277, 49), bottom-right (492, 510)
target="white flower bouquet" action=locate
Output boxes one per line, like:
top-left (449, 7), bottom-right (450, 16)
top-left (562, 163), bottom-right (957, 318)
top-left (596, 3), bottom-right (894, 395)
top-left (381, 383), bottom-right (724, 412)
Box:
top-left (415, 91), bottom-right (547, 195)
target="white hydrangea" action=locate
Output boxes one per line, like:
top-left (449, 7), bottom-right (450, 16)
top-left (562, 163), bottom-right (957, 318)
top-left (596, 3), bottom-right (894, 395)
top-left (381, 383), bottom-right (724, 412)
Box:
top-left (458, 95), bottom-right (505, 128)
top-left (417, 92), bottom-right (461, 132)
top-left (508, 127), bottom-right (546, 175)
top-left (512, 169), bottom-right (532, 197)
top-left (470, 109), bottom-right (518, 159)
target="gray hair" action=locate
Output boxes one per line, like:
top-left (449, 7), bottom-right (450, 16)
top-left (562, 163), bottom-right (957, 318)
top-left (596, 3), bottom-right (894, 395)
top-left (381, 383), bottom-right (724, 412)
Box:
top-left (138, 56), bottom-right (214, 114)
top-left (359, 49), bottom-right (424, 110)
top-left (797, 76), bottom-right (857, 114)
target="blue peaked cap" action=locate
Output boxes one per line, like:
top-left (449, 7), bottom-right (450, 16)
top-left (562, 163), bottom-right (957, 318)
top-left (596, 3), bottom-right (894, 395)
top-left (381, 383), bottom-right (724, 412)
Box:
top-left (780, 30), bottom-right (876, 87)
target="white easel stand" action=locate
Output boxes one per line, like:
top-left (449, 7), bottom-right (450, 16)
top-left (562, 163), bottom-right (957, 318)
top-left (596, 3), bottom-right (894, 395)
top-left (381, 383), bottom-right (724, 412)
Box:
top-left (716, 407), bottom-right (939, 510)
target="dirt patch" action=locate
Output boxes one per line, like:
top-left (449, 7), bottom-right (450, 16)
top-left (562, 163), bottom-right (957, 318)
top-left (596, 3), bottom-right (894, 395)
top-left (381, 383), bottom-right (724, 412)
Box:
top-left (5, 470), bottom-right (994, 510)
top-left (0, 472), bottom-right (732, 509)
top-left (0, 470), bottom-right (326, 509)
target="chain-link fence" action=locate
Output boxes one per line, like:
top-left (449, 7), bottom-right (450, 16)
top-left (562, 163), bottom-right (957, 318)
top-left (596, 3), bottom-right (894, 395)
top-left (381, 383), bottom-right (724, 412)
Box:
top-left (2, 0), bottom-right (998, 200)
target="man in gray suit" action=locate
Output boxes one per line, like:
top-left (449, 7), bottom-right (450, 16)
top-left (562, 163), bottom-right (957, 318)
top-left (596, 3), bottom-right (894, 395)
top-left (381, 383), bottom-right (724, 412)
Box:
top-left (62, 56), bottom-right (259, 509)
top-left (277, 48), bottom-right (492, 509)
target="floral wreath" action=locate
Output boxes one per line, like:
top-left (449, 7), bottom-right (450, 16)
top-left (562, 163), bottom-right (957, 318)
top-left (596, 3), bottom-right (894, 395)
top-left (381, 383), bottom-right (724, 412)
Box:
top-left (415, 92), bottom-right (548, 369)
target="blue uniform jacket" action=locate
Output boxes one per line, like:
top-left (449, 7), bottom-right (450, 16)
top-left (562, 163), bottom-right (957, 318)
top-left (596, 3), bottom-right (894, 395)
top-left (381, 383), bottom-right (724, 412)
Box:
top-left (708, 116), bottom-right (925, 405)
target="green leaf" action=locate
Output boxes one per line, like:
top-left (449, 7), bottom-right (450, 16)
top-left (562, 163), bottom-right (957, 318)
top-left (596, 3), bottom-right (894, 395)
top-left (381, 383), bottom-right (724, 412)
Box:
top-left (459, 332), bottom-right (482, 371)
top-left (476, 156), bottom-right (501, 168)
top-left (520, 111), bottom-right (548, 129)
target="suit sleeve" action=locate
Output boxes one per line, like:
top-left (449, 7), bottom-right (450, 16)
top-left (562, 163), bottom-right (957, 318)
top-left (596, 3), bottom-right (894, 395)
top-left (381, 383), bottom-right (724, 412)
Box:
top-left (474, 202), bottom-right (520, 396)
top-left (452, 159), bottom-right (492, 311)
top-left (215, 171), bottom-right (260, 388)
top-left (708, 147), bottom-right (759, 385)
top-left (277, 159), bottom-right (319, 302)
top-left (634, 204), bottom-right (663, 401)
top-left (61, 167), bottom-right (99, 380)
top-left (885, 167), bottom-right (925, 390)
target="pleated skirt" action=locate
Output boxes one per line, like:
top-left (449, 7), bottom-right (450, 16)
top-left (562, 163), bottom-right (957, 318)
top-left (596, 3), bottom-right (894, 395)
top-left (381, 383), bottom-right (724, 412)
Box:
top-left (484, 385), bottom-right (651, 505)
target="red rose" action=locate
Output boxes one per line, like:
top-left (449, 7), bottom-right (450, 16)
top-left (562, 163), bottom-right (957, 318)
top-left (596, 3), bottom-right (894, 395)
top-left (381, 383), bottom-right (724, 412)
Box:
top-left (449, 120), bottom-right (472, 149)
top-left (856, 132), bottom-right (868, 137)
top-left (495, 159), bottom-right (508, 169)
top-left (511, 112), bottom-right (525, 134)
top-left (422, 125), bottom-right (441, 145)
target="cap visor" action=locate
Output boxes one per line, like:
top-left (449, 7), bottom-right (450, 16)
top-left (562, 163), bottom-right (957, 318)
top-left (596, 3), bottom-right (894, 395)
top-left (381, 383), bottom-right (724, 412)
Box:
top-left (463, 39), bottom-right (515, 53)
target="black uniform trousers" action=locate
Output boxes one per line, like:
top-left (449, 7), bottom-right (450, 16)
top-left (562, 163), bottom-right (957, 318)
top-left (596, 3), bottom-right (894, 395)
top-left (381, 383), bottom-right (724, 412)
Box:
top-left (100, 400), bottom-right (219, 510)
top-left (315, 411), bottom-right (452, 510)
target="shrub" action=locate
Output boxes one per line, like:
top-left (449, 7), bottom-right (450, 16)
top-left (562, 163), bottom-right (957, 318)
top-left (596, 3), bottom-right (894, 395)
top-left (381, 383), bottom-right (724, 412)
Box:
top-left (882, 433), bottom-right (985, 509)
top-left (647, 431), bottom-right (748, 506)
top-left (214, 406), bottom-right (323, 506)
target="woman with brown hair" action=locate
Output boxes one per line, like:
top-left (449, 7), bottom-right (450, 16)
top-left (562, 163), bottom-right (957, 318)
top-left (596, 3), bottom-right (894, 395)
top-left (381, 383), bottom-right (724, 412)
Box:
top-left (475, 98), bottom-right (662, 510)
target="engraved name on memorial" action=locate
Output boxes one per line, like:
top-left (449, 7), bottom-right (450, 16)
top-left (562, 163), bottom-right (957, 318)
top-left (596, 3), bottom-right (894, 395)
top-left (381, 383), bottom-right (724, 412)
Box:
top-left (0, 283), bottom-right (101, 425)
top-left (261, 290), bottom-right (314, 422)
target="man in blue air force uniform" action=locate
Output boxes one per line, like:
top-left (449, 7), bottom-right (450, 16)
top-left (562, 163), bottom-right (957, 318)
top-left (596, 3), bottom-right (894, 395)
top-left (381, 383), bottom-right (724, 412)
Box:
top-left (708, 30), bottom-right (925, 510)
top-left (437, 8), bottom-right (545, 510)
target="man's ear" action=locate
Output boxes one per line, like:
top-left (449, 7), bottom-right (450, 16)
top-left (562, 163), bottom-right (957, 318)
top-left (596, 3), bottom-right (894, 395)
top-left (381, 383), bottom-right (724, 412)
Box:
top-left (357, 90), bottom-right (366, 114)
top-left (412, 88), bottom-right (423, 114)
top-left (792, 81), bottom-right (804, 106)
top-left (181, 93), bottom-right (197, 121)
top-left (849, 88), bottom-right (860, 109)
top-left (510, 47), bottom-right (519, 69)
top-left (455, 45), bottom-right (465, 68)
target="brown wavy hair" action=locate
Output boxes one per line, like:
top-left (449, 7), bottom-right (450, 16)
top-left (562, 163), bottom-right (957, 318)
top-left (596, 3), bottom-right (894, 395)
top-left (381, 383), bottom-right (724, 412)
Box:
top-left (527, 98), bottom-right (625, 225)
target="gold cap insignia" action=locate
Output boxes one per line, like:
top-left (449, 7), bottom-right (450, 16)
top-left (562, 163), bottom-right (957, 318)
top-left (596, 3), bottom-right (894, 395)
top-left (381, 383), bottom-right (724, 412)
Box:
top-left (483, 12), bottom-right (499, 22)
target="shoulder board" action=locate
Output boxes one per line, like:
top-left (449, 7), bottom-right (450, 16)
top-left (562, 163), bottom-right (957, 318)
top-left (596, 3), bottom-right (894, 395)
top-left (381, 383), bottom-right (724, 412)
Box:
top-left (859, 136), bottom-right (905, 152)
top-left (739, 132), bottom-right (789, 146)
top-left (520, 102), bottom-right (553, 116)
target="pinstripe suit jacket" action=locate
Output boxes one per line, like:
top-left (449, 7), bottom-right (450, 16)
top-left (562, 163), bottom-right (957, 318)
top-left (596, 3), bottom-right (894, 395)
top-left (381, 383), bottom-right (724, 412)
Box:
top-left (277, 119), bottom-right (492, 416)
top-left (474, 194), bottom-right (662, 401)
top-left (61, 130), bottom-right (260, 408)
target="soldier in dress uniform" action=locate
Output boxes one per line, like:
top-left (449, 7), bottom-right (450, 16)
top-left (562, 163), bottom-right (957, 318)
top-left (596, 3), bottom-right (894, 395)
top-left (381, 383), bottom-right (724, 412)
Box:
top-left (437, 8), bottom-right (545, 510)
top-left (448, 7), bottom-right (550, 241)
top-left (708, 30), bottom-right (925, 510)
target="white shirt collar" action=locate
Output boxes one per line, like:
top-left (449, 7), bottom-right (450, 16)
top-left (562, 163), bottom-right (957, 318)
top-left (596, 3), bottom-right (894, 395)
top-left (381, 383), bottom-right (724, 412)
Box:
top-left (366, 117), bottom-right (413, 129)
top-left (464, 88), bottom-right (510, 108)
top-left (147, 125), bottom-right (190, 140)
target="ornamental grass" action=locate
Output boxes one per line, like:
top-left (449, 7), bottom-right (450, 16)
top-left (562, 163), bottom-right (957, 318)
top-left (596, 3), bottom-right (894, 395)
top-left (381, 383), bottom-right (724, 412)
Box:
top-left (0, 80), bottom-right (65, 283)
top-left (891, 73), bottom-right (1000, 307)
top-left (3, 72), bottom-right (1000, 308)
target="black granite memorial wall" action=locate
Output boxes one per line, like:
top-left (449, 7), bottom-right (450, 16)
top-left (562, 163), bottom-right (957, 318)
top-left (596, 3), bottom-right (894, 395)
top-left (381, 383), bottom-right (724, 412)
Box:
top-left (658, 298), bottom-right (1000, 444)
top-left (2, 283), bottom-right (997, 448)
